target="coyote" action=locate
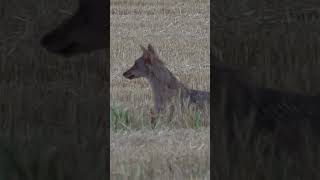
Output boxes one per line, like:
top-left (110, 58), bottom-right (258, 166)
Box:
top-left (41, 0), bottom-right (107, 57)
top-left (123, 44), bottom-right (210, 120)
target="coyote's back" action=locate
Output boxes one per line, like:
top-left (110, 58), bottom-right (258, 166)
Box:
top-left (185, 89), bottom-right (210, 108)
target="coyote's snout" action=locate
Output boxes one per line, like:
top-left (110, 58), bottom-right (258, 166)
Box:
top-left (41, 0), bottom-right (107, 57)
top-left (123, 45), bottom-right (156, 80)
top-left (122, 56), bottom-right (148, 80)
top-left (123, 44), bottom-right (210, 117)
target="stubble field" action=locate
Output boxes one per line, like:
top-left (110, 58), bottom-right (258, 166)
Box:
top-left (110, 0), bottom-right (210, 179)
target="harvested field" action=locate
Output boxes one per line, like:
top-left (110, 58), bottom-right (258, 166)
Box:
top-left (111, 0), bottom-right (210, 179)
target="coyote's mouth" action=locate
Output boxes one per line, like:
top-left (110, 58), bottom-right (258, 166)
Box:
top-left (128, 74), bottom-right (135, 79)
top-left (123, 71), bottom-right (135, 79)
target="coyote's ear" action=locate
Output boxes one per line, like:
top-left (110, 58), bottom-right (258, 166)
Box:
top-left (147, 44), bottom-right (156, 55)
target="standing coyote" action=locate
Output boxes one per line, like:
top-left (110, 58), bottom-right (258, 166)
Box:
top-left (123, 44), bottom-right (210, 120)
top-left (41, 0), bottom-right (107, 57)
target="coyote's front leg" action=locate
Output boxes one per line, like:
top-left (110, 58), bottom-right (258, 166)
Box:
top-left (150, 108), bottom-right (158, 128)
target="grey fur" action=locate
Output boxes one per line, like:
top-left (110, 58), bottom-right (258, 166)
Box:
top-left (123, 44), bottom-right (210, 114)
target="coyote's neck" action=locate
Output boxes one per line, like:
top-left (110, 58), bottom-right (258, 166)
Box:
top-left (146, 64), bottom-right (186, 112)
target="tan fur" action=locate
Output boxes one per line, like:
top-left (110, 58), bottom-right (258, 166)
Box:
top-left (123, 44), bottom-right (210, 125)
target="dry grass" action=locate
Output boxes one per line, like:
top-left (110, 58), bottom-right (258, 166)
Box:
top-left (110, 0), bottom-right (210, 179)
top-left (111, 128), bottom-right (209, 180)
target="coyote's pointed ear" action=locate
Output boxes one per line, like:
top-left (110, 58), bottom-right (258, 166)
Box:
top-left (147, 44), bottom-right (156, 55)
top-left (140, 45), bottom-right (151, 64)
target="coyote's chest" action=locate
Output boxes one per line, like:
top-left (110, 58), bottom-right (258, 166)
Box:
top-left (150, 80), bottom-right (184, 112)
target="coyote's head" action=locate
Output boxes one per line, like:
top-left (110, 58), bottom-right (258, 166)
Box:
top-left (41, 0), bottom-right (107, 57)
top-left (123, 44), bottom-right (162, 79)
